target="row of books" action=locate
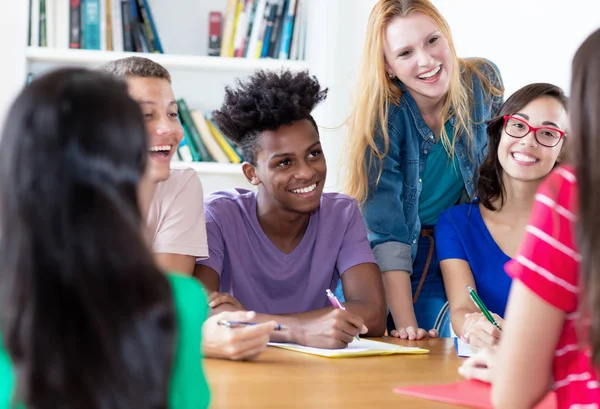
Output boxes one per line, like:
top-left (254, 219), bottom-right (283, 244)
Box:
top-left (28, 0), bottom-right (163, 53)
top-left (210, 0), bottom-right (308, 60)
top-left (176, 100), bottom-right (244, 164)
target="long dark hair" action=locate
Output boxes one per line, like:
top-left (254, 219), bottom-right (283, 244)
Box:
top-left (477, 83), bottom-right (567, 210)
top-left (572, 28), bottom-right (600, 369)
top-left (0, 68), bottom-right (175, 409)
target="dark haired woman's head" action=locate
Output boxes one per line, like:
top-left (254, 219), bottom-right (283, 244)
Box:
top-left (0, 68), bottom-right (174, 409)
top-left (213, 69), bottom-right (328, 214)
top-left (477, 83), bottom-right (567, 210)
top-left (570, 28), bottom-right (600, 372)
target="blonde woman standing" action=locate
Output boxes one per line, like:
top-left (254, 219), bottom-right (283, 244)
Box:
top-left (344, 0), bottom-right (503, 339)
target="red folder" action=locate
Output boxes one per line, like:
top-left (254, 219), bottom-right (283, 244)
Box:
top-left (394, 380), bottom-right (556, 409)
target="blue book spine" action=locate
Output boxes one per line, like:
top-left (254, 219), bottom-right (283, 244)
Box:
top-left (141, 0), bottom-right (163, 53)
top-left (278, 0), bottom-right (296, 59)
top-left (260, 5), bottom-right (276, 58)
top-left (82, 0), bottom-right (101, 50)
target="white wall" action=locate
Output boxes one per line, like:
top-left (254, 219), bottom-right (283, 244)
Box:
top-left (433, 0), bottom-right (600, 97)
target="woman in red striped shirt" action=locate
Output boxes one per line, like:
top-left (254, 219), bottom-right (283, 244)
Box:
top-left (459, 28), bottom-right (600, 409)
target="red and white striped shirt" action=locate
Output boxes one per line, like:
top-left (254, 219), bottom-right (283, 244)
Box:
top-left (505, 166), bottom-right (600, 409)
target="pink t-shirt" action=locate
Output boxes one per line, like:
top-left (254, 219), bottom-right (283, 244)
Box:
top-left (505, 166), bottom-right (600, 409)
top-left (146, 168), bottom-right (208, 259)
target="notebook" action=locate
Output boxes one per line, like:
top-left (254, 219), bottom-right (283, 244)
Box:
top-left (394, 379), bottom-right (556, 409)
top-left (455, 337), bottom-right (474, 357)
top-left (268, 338), bottom-right (429, 358)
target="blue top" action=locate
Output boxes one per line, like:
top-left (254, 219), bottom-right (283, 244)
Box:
top-left (418, 121), bottom-right (464, 225)
top-left (435, 203), bottom-right (512, 317)
top-left (363, 59), bottom-right (503, 274)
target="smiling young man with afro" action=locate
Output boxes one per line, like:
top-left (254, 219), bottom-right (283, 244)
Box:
top-left (194, 69), bottom-right (386, 349)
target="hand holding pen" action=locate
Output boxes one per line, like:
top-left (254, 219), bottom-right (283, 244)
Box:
top-left (326, 289), bottom-right (362, 342)
top-left (463, 285), bottom-right (503, 350)
top-left (202, 311), bottom-right (278, 361)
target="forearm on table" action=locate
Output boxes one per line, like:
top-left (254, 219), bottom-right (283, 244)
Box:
top-left (343, 299), bottom-right (386, 336)
top-left (382, 270), bottom-right (418, 328)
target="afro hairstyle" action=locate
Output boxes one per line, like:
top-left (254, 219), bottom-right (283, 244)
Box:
top-left (212, 69), bottom-right (328, 165)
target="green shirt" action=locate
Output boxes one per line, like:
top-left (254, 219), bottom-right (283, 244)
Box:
top-left (0, 274), bottom-right (210, 409)
top-left (418, 121), bottom-right (465, 225)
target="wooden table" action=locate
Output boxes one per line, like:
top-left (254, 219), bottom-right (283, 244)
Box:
top-left (204, 337), bottom-right (466, 408)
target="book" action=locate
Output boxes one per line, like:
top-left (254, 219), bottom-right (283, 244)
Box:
top-left (137, 0), bottom-right (161, 53)
top-left (260, 2), bottom-right (277, 58)
top-left (454, 337), bottom-right (473, 358)
top-left (177, 130), bottom-right (196, 162)
top-left (268, 338), bottom-right (429, 358)
top-left (208, 11), bottom-right (222, 56)
top-left (69, 0), bottom-right (82, 49)
top-left (246, 0), bottom-right (268, 58)
top-left (39, 0), bottom-right (47, 47)
top-left (120, 0), bottom-right (134, 51)
top-left (233, 0), bottom-right (251, 58)
top-left (241, 0), bottom-right (259, 57)
top-left (277, 0), bottom-right (296, 59)
top-left (106, 0), bottom-right (113, 50)
top-left (82, 0), bottom-right (101, 50)
top-left (177, 99), bottom-right (213, 162)
top-left (191, 110), bottom-right (230, 163)
top-left (394, 380), bottom-right (556, 409)
top-left (99, 0), bottom-right (107, 50)
top-left (205, 115), bottom-right (242, 164)
top-left (220, 0), bottom-right (237, 57)
top-left (267, 0), bottom-right (285, 57)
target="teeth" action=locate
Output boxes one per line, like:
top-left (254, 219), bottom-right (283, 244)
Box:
top-left (512, 152), bottom-right (537, 163)
top-left (291, 183), bottom-right (317, 194)
top-left (418, 66), bottom-right (441, 79)
top-left (149, 145), bottom-right (172, 152)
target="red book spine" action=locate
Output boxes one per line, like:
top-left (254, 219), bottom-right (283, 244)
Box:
top-left (69, 0), bottom-right (82, 49)
top-left (208, 12), bottom-right (222, 56)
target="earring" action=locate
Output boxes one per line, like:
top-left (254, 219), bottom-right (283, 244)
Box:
top-left (388, 72), bottom-right (395, 79)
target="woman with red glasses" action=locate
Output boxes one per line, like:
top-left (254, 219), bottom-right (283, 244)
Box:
top-left (435, 83), bottom-right (567, 350)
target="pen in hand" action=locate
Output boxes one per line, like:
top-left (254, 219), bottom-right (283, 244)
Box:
top-left (217, 320), bottom-right (289, 331)
top-left (466, 285), bottom-right (502, 331)
top-left (326, 289), bottom-right (361, 341)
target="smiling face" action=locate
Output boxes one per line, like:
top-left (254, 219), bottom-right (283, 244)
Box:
top-left (126, 76), bottom-right (183, 183)
top-left (383, 12), bottom-right (453, 107)
top-left (245, 119), bottom-right (326, 214)
top-left (497, 96), bottom-right (567, 183)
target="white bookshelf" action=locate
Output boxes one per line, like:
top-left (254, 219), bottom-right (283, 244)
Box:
top-left (3, 0), bottom-right (359, 194)
top-left (25, 47), bottom-right (310, 72)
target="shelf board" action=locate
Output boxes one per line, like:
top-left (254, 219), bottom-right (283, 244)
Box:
top-left (25, 47), bottom-right (310, 72)
top-left (170, 161), bottom-right (244, 175)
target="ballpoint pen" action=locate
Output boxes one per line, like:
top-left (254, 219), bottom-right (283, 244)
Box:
top-left (466, 285), bottom-right (502, 331)
top-left (326, 289), bottom-right (361, 341)
top-left (217, 320), bottom-right (289, 331)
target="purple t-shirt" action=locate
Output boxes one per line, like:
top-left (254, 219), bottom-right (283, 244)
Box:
top-left (197, 189), bottom-right (376, 315)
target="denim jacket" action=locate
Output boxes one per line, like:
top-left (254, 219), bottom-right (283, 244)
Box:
top-left (363, 59), bottom-right (503, 274)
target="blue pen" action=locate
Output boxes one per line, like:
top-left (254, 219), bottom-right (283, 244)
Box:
top-left (217, 320), bottom-right (289, 331)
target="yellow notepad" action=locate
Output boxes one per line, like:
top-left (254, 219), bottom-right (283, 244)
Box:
top-left (268, 338), bottom-right (429, 358)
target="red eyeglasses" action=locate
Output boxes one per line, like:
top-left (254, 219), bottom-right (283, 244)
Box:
top-left (503, 116), bottom-right (565, 147)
